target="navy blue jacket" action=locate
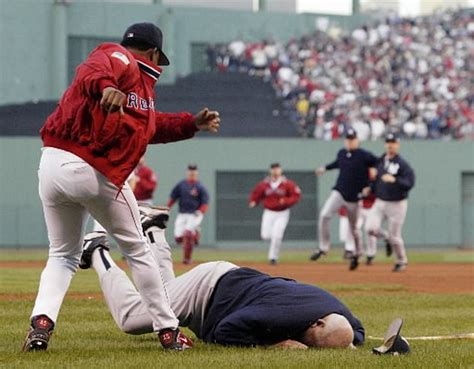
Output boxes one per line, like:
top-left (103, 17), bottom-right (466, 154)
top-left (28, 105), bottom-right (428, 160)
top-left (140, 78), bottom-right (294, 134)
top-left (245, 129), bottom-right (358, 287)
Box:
top-left (374, 154), bottom-right (415, 201)
top-left (325, 148), bottom-right (378, 202)
top-left (201, 268), bottom-right (365, 347)
top-left (169, 180), bottom-right (209, 213)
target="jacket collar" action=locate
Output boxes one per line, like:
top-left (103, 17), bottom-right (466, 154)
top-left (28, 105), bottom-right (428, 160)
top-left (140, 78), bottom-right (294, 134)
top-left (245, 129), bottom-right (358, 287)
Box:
top-left (132, 53), bottom-right (163, 83)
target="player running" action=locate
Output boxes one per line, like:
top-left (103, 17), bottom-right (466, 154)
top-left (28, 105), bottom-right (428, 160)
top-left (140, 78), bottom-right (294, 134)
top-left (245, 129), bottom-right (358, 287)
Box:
top-left (340, 168), bottom-right (378, 265)
top-left (249, 163), bottom-right (301, 265)
top-left (23, 22), bottom-right (220, 352)
top-left (365, 133), bottom-right (415, 272)
top-left (168, 164), bottom-right (209, 264)
top-left (310, 128), bottom-right (378, 270)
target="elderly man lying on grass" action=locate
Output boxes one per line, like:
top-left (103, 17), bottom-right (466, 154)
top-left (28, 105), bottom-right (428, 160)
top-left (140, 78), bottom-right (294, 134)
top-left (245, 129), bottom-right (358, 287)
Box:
top-left (80, 205), bottom-right (365, 349)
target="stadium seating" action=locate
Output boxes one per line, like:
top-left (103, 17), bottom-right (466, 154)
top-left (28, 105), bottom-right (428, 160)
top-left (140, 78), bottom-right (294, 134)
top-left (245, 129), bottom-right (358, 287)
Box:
top-left (0, 72), bottom-right (297, 137)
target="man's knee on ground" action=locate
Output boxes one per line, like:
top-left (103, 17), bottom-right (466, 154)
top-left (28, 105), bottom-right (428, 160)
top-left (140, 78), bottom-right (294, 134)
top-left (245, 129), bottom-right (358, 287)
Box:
top-left (120, 317), bottom-right (154, 335)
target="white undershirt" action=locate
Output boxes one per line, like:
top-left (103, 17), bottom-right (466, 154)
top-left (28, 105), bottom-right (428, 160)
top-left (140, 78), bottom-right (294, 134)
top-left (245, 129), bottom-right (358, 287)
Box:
top-left (270, 177), bottom-right (283, 190)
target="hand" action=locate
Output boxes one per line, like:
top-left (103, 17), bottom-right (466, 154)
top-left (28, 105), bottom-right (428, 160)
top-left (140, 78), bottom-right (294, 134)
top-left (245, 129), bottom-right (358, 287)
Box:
top-left (194, 108), bottom-right (221, 133)
top-left (101, 87), bottom-right (126, 114)
top-left (381, 174), bottom-right (396, 183)
top-left (194, 210), bottom-right (203, 217)
top-left (368, 167), bottom-right (377, 180)
top-left (249, 201), bottom-right (256, 208)
top-left (361, 187), bottom-right (371, 197)
top-left (271, 340), bottom-right (308, 350)
top-left (315, 167), bottom-right (326, 176)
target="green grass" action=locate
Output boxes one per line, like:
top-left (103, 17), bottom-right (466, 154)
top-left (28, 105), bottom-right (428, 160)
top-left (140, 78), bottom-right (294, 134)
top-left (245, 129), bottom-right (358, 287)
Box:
top-left (1, 250), bottom-right (473, 369)
top-left (1, 247), bottom-right (474, 264)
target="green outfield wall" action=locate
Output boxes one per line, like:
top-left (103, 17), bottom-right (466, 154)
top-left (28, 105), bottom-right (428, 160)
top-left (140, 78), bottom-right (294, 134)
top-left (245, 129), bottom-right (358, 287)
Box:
top-left (1, 137), bottom-right (473, 249)
top-left (0, 0), bottom-right (370, 106)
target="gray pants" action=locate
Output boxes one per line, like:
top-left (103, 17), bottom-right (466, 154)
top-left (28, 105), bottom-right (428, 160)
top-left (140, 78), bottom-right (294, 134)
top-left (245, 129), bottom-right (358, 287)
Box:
top-left (365, 199), bottom-right (408, 264)
top-left (99, 260), bottom-right (237, 337)
top-left (318, 190), bottom-right (361, 255)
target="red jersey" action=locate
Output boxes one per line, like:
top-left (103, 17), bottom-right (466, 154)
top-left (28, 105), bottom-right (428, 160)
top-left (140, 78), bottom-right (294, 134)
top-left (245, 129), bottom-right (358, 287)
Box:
top-left (362, 193), bottom-right (376, 209)
top-left (133, 164), bottom-right (157, 201)
top-left (41, 43), bottom-right (197, 187)
top-left (249, 177), bottom-right (301, 211)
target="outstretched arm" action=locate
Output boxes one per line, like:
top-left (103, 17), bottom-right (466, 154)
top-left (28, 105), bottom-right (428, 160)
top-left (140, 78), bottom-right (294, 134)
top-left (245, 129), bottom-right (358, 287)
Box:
top-left (150, 108), bottom-right (221, 144)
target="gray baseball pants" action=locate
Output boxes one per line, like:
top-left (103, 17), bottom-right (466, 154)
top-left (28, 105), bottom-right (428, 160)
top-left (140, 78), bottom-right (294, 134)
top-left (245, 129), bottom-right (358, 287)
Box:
top-left (365, 199), bottom-right (408, 264)
top-left (318, 190), bottom-right (361, 255)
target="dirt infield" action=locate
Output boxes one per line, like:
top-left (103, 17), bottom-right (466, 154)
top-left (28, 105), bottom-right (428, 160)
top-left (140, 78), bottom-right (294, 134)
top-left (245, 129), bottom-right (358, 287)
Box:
top-left (176, 262), bottom-right (474, 294)
top-left (2, 260), bottom-right (473, 295)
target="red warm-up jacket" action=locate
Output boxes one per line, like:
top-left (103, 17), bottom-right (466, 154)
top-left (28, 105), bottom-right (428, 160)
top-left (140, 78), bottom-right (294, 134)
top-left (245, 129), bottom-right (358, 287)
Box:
top-left (40, 43), bottom-right (198, 187)
top-left (133, 164), bottom-right (157, 201)
top-left (249, 177), bottom-right (301, 211)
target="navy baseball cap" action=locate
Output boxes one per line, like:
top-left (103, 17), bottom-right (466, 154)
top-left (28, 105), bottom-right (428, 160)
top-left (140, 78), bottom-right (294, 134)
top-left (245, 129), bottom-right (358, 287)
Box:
top-left (373, 318), bottom-right (410, 355)
top-left (187, 164), bottom-right (198, 170)
top-left (385, 132), bottom-right (400, 143)
top-left (345, 128), bottom-right (357, 139)
top-left (121, 22), bottom-right (170, 66)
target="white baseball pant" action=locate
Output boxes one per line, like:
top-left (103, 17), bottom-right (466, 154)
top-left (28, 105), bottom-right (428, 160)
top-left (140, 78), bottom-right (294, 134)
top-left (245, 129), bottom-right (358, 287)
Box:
top-left (318, 191), bottom-right (361, 255)
top-left (260, 208), bottom-right (290, 261)
top-left (365, 199), bottom-right (408, 264)
top-left (92, 223), bottom-right (237, 337)
top-left (173, 212), bottom-right (203, 239)
top-left (32, 147), bottom-right (178, 331)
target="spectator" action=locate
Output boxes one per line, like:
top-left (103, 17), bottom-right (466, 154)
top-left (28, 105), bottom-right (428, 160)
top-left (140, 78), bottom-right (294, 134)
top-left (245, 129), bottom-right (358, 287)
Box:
top-left (208, 9), bottom-right (473, 141)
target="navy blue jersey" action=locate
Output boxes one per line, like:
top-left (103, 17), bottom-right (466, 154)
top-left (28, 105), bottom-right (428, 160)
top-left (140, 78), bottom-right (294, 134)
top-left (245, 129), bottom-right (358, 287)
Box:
top-left (170, 180), bottom-right (209, 213)
top-left (374, 154), bottom-right (415, 201)
top-left (325, 148), bottom-right (378, 202)
top-left (201, 268), bottom-right (364, 347)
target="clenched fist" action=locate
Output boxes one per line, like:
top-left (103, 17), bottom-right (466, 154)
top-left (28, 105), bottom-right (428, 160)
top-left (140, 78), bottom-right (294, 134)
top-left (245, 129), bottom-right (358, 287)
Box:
top-left (101, 87), bottom-right (126, 114)
top-left (194, 108), bottom-right (221, 133)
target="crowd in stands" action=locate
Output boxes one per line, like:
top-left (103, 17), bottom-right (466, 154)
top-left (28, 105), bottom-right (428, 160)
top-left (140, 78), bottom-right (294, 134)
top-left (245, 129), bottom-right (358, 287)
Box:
top-left (207, 9), bottom-right (474, 140)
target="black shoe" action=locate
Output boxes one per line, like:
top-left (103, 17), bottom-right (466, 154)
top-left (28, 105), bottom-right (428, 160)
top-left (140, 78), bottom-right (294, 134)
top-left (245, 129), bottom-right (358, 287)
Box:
top-left (159, 328), bottom-right (193, 351)
top-left (343, 250), bottom-right (354, 260)
top-left (139, 204), bottom-right (170, 233)
top-left (385, 240), bottom-right (393, 257)
top-left (22, 315), bottom-right (54, 352)
top-left (393, 263), bottom-right (407, 272)
top-left (309, 250), bottom-right (326, 261)
top-left (366, 256), bottom-right (374, 265)
top-left (269, 259), bottom-right (277, 265)
top-left (79, 232), bottom-right (109, 270)
top-left (349, 256), bottom-right (359, 271)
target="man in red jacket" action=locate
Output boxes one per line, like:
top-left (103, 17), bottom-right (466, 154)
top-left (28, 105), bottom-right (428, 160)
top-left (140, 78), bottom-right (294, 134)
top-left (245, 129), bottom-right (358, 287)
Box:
top-left (134, 156), bottom-right (158, 204)
top-left (249, 163), bottom-right (301, 265)
top-left (23, 22), bottom-right (220, 352)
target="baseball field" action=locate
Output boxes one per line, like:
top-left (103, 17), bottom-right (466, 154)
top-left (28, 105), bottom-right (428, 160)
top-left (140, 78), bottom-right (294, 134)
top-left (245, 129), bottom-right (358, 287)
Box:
top-left (1, 248), bottom-right (473, 369)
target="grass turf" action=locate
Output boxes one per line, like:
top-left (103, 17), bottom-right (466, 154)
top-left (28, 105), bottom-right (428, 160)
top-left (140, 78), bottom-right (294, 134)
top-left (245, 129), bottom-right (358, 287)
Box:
top-left (1, 250), bottom-right (473, 369)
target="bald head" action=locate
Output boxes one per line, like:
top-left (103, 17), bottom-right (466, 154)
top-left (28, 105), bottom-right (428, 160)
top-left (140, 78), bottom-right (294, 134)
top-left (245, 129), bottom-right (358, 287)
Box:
top-left (301, 313), bottom-right (354, 348)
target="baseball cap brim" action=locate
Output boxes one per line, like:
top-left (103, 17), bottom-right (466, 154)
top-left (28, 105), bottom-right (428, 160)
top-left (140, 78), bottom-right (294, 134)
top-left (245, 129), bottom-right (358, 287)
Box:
top-left (158, 49), bottom-right (170, 66)
top-left (372, 318), bottom-right (410, 355)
